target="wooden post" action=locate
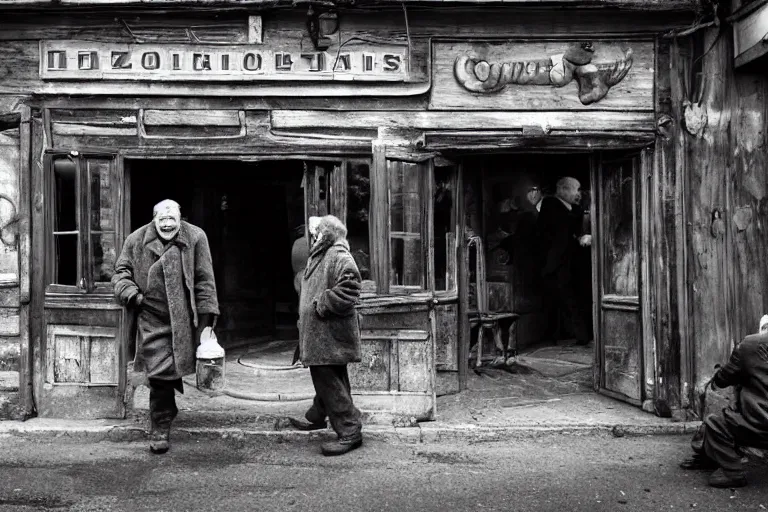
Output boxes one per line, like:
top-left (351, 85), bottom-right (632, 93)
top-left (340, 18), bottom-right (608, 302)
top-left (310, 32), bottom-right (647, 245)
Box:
top-left (18, 106), bottom-right (33, 418)
top-left (29, 109), bottom-right (45, 419)
top-left (651, 36), bottom-right (685, 417)
top-left (456, 163), bottom-right (469, 390)
top-left (371, 139), bottom-right (390, 294)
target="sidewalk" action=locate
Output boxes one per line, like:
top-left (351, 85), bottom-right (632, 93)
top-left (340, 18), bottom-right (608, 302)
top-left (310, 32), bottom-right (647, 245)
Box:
top-left (0, 340), bottom-right (702, 444)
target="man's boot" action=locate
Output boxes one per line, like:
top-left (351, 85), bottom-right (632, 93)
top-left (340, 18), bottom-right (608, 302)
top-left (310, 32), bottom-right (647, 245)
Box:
top-left (708, 468), bottom-right (747, 488)
top-left (149, 424), bottom-right (171, 455)
top-left (321, 433), bottom-right (362, 456)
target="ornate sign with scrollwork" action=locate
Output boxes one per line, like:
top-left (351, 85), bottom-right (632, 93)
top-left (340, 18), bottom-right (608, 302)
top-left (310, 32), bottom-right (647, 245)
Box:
top-left (430, 40), bottom-right (650, 111)
top-left (454, 42), bottom-right (633, 105)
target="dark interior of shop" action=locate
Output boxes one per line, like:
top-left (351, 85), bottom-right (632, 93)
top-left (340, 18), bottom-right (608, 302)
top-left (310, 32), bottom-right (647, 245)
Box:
top-left (128, 159), bottom-right (305, 351)
top-left (462, 153), bottom-right (594, 358)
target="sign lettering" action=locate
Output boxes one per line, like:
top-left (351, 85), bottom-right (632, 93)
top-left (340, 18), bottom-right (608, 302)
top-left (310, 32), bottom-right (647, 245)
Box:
top-left (40, 41), bottom-right (408, 82)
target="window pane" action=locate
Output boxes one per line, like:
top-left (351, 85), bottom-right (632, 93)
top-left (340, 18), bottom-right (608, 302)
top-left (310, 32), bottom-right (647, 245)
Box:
top-left (89, 160), bottom-right (114, 231)
top-left (603, 162), bottom-right (637, 295)
top-left (347, 162), bottom-right (372, 281)
top-left (91, 233), bottom-right (116, 284)
top-left (391, 237), bottom-right (423, 287)
top-left (388, 161), bottom-right (423, 288)
top-left (53, 234), bottom-right (78, 286)
top-left (53, 158), bottom-right (77, 232)
top-left (434, 166), bottom-right (455, 291)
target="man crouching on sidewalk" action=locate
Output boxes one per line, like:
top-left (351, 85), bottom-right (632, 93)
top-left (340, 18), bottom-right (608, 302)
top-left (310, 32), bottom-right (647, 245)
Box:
top-left (680, 316), bottom-right (768, 488)
top-left (289, 215), bottom-right (364, 456)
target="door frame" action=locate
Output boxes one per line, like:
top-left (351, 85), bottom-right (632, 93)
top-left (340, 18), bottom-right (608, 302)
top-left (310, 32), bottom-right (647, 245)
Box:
top-left (592, 148), bottom-right (655, 407)
top-left (31, 149), bottom-right (127, 418)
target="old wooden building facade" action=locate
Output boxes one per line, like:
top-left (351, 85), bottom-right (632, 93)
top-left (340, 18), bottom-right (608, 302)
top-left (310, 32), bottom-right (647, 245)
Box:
top-left (2, 0), bottom-right (760, 423)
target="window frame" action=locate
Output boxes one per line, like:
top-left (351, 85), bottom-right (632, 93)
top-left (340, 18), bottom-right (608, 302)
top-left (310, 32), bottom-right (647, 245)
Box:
top-left (44, 151), bottom-right (121, 296)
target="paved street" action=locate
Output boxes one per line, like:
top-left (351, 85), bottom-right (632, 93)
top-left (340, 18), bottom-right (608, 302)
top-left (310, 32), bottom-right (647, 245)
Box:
top-left (0, 434), bottom-right (765, 511)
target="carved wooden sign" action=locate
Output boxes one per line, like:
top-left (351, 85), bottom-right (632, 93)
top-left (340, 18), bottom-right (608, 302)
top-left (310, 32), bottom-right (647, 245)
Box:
top-left (430, 41), bottom-right (653, 112)
top-left (39, 40), bottom-right (407, 82)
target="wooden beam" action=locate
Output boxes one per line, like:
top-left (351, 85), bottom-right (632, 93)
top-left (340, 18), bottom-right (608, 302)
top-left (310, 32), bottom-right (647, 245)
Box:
top-left (271, 111), bottom-right (656, 132)
top-left (0, 0), bottom-right (701, 9)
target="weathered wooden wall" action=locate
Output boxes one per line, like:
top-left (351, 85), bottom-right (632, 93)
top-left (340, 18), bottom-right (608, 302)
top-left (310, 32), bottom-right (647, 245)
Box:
top-left (0, 97), bottom-right (24, 374)
top-left (675, 24), bottom-right (768, 414)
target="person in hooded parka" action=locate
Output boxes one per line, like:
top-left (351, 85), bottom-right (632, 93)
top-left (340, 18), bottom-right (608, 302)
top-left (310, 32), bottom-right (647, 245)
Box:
top-left (289, 215), bottom-right (364, 456)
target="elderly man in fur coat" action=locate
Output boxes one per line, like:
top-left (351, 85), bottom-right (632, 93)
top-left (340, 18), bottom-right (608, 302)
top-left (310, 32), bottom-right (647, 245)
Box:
top-left (112, 199), bottom-right (219, 454)
top-left (289, 215), bottom-right (364, 456)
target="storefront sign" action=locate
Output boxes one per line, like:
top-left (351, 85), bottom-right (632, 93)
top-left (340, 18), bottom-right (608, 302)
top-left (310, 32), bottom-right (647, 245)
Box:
top-left (454, 41), bottom-right (633, 106)
top-left (39, 40), bottom-right (407, 82)
top-left (430, 40), bottom-right (653, 111)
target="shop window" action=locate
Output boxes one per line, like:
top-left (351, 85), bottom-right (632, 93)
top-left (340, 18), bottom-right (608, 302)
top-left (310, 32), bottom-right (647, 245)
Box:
top-left (51, 159), bottom-right (78, 286)
top-left (434, 165), bottom-right (456, 292)
top-left (602, 161), bottom-right (638, 296)
top-left (388, 161), bottom-right (424, 290)
top-left (48, 155), bottom-right (119, 293)
top-left (346, 160), bottom-right (373, 287)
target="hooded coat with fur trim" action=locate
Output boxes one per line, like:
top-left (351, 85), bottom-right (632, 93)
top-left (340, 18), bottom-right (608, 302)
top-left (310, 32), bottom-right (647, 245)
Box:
top-left (298, 239), bottom-right (362, 366)
top-left (112, 221), bottom-right (219, 377)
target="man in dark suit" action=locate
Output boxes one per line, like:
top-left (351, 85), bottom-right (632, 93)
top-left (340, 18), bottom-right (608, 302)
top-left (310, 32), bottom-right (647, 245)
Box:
top-left (536, 177), bottom-right (591, 345)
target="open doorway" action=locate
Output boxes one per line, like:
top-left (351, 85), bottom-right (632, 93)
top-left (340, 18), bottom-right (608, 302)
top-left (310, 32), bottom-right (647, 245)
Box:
top-left (462, 153), bottom-right (595, 391)
top-left (127, 159), bottom-right (305, 353)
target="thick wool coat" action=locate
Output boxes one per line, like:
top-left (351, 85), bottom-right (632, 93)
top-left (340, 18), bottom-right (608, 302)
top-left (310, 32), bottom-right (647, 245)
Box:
top-left (298, 239), bottom-right (362, 366)
top-left (112, 221), bottom-right (220, 377)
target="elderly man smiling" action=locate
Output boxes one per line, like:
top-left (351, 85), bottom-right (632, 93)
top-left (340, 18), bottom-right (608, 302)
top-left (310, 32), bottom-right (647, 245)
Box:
top-left (112, 199), bottom-right (219, 454)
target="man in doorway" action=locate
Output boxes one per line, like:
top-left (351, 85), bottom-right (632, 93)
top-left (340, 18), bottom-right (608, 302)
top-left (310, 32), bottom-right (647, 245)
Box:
top-left (536, 176), bottom-right (592, 345)
top-left (289, 215), bottom-right (364, 456)
top-left (680, 315), bottom-right (768, 488)
top-left (112, 199), bottom-right (219, 454)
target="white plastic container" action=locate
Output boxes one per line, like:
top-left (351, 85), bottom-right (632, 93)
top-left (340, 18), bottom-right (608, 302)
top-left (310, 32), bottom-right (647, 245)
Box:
top-left (196, 327), bottom-right (226, 391)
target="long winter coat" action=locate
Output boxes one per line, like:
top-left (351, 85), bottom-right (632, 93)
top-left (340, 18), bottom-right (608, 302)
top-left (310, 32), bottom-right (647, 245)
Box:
top-left (112, 221), bottom-right (219, 377)
top-left (298, 239), bottom-right (362, 366)
top-left (711, 332), bottom-right (768, 443)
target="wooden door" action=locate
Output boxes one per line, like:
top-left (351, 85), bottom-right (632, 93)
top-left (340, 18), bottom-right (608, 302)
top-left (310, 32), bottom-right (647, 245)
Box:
top-left (35, 151), bottom-right (126, 418)
top-left (594, 152), bottom-right (645, 405)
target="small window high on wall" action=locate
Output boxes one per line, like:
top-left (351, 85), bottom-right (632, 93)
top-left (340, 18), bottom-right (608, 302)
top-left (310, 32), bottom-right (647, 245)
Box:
top-left (47, 154), bottom-right (120, 294)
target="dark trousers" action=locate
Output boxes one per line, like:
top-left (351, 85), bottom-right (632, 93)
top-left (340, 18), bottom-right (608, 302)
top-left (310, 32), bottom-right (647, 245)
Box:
top-left (542, 266), bottom-right (589, 343)
top-left (306, 365), bottom-right (362, 439)
top-left (149, 378), bottom-right (181, 430)
top-left (692, 410), bottom-right (768, 473)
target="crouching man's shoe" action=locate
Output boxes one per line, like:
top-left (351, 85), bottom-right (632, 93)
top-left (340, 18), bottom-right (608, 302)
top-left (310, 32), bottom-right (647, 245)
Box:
top-left (289, 417), bottom-right (327, 431)
top-left (321, 434), bottom-right (362, 456)
top-left (708, 468), bottom-right (747, 488)
top-left (149, 426), bottom-right (170, 455)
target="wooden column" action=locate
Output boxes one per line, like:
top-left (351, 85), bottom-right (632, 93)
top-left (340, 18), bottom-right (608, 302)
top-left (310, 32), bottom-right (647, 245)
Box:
top-left (18, 106), bottom-right (33, 418)
top-left (651, 36), bottom-right (686, 417)
top-left (371, 139), bottom-right (390, 294)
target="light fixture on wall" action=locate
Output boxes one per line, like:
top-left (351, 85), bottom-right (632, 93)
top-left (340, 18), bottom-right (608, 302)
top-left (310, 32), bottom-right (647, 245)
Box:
top-left (306, 5), bottom-right (339, 51)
